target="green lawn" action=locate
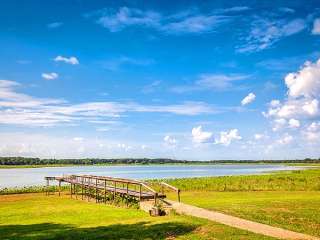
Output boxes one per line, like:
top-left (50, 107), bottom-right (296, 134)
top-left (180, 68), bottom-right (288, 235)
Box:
top-left (161, 169), bottom-right (320, 238)
top-left (0, 193), bottom-right (275, 240)
top-left (168, 191), bottom-right (320, 237)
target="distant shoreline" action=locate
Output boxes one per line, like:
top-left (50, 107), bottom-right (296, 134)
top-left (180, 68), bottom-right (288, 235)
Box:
top-left (0, 156), bottom-right (319, 169)
top-left (0, 162), bottom-right (319, 169)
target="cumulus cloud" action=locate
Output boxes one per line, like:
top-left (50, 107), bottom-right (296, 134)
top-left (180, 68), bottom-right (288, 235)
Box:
top-left (272, 118), bottom-right (287, 131)
top-left (285, 59), bottom-right (320, 98)
top-left (312, 18), bottom-right (320, 35)
top-left (191, 126), bottom-right (213, 143)
top-left (215, 129), bottom-right (241, 146)
top-left (277, 134), bottom-right (293, 145)
top-left (288, 118), bottom-right (300, 128)
top-left (303, 121), bottom-right (320, 142)
top-left (42, 72), bottom-right (58, 80)
top-left (54, 56), bottom-right (79, 65)
top-left (264, 58), bottom-right (320, 123)
top-left (307, 121), bottom-right (320, 132)
top-left (241, 92), bottom-right (256, 105)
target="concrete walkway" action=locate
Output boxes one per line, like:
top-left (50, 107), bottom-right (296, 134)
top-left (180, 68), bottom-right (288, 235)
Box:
top-left (167, 200), bottom-right (319, 240)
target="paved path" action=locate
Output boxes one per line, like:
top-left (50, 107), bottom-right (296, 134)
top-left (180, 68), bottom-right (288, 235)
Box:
top-left (167, 200), bottom-right (319, 240)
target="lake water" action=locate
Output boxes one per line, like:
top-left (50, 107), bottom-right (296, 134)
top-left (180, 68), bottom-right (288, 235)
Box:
top-left (0, 164), bottom-right (301, 188)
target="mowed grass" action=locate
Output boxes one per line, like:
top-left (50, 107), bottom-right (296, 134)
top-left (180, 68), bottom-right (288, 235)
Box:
top-left (169, 191), bottom-right (320, 237)
top-left (0, 193), bottom-right (276, 240)
top-left (163, 168), bottom-right (320, 238)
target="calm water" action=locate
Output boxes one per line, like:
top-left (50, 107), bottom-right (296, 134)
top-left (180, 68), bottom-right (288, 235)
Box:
top-left (0, 164), bottom-right (301, 188)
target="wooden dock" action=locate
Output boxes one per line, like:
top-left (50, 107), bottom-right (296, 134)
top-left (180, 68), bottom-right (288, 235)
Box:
top-left (45, 175), bottom-right (179, 206)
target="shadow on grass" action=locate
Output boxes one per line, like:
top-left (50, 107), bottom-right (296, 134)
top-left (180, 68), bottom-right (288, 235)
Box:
top-left (0, 221), bottom-right (196, 240)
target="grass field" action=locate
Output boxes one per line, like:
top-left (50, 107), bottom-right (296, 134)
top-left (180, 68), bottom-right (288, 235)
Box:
top-left (168, 191), bottom-right (320, 237)
top-left (161, 168), bottom-right (320, 191)
top-left (0, 193), bottom-right (276, 240)
top-left (1, 167), bottom-right (319, 239)
top-left (162, 168), bottom-right (320, 238)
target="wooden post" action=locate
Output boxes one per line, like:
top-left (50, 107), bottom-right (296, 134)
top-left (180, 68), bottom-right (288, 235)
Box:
top-left (104, 180), bottom-right (107, 204)
top-left (46, 178), bottom-right (49, 196)
top-left (81, 177), bottom-right (84, 200)
top-left (113, 181), bottom-right (116, 203)
top-left (70, 183), bottom-right (72, 198)
top-left (126, 183), bottom-right (129, 207)
top-left (178, 190), bottom-right (181, 202)
top-left (154, 193), bottom-right (157, 205)
top-left (88, 177), bottom-right (91, 202)
top-left (58, 180), bottom-right (61, 196)
top-left (139, 184), bottom-right (142, 201)
top-left (95, 178), bottom-right (98, 203)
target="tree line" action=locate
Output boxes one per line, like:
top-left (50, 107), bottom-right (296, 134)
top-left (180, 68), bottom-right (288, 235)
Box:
top-left (0, 157), bottom-right (320, 165)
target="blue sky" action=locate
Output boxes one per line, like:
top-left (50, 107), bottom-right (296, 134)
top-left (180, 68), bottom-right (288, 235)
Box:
top-left (1, 0), bottom-right (320, 160)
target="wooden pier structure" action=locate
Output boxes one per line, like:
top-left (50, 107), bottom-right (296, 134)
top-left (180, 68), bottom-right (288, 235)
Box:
top-left (45, 175), bottom-right (180, 206)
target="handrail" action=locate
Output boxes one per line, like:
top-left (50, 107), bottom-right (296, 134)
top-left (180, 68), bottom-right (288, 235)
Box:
top-left (71, 175), bottom-right (143, 185)
top-left (140, 182), bottom-right (157, 194)
top-left (160, 182), bottom-right (181, 202)
top-left (160, 182), bottom-right (180, 192)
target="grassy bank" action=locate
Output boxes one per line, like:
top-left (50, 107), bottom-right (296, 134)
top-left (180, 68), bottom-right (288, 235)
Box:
top-left (161, 168), bottom-right (320, 237)
top-left (160, 168), bottom-right (320, 191)
top-left (0, 193), bottom-right (275, 240)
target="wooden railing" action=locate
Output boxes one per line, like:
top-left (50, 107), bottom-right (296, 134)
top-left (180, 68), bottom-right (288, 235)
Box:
top-left (47, 175), bottom-right (162, 204)
top-left (160, 182), bottom-right (181, 202)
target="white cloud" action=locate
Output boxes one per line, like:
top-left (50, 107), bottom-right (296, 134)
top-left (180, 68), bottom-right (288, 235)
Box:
top-left (42, 72), bottom-right (58, 80)
top-left (171, 74), bottom-right (249, 93)
top-left (238, 18), bottom-right (306, 53)
top-left (264, 58), bottom-right (320, 122)
top-left (95, 7), bottom-right (230, 34)
top-left (97, 7), bottom-right (161, 32)
top-left (191, 126), bottom-right (213, 143)
top-left (73, 137), bottom-right (84, 142)
top-left (162, 15), bottom-right (228, 34)
top-left (303, 121), bottom-right (320, 142)
top-left (312, 18), bottom-right (320, 35)
top-left (215, 129), bottom-right (241, 146)
top-left (0, 80), bottom-right (218, 127)
top-left (288, 118), bottom-right (300, 128)
top-left (272, 118), bottom-right (287, 131)
top-left (302, 99), bottom-right (319, 115)
top-left (285, 59), bottom-right (320, 98)
top-left (270, 99), bottom-right (280, 107)
top-left (241, 92), bottom-right (256, 105)
top-left (307, 121), bottom-right (320, 132)
top-left (277, 134), bottom-right (293, 145)
top-left (163, 135), bottom-right (177, 146)
top-left (54, 56), bottom-right (79, 65)
top-left (254, 133), bottom-right (264, 140)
